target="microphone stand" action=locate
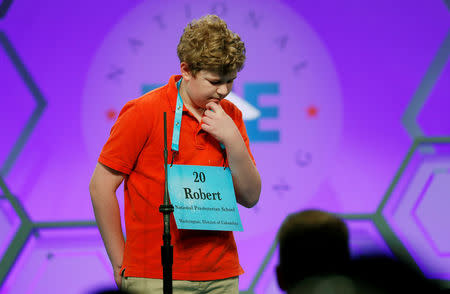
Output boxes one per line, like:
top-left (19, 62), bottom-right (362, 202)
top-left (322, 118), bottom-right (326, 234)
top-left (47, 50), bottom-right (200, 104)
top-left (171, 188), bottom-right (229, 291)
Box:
top-left (159, 112), bottom-right (174, 294)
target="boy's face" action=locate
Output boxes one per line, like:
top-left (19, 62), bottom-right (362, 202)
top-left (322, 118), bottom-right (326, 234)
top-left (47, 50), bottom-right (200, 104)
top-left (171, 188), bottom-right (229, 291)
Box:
top-left (182, 67), bottom-right (237, 109)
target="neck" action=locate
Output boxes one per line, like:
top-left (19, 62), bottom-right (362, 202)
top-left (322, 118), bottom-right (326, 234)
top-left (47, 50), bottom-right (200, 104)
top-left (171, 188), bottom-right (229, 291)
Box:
top-left (179, 79), bottom-right (204, 121)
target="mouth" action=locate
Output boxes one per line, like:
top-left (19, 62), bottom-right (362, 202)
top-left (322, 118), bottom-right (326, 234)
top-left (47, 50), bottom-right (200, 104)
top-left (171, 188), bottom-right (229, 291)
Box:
top-left (209, 98), bottom-right (221, 103)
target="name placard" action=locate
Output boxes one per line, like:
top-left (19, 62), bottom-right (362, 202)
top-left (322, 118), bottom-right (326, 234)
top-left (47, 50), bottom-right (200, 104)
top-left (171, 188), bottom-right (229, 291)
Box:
top-left (167, 164), bottom-right (243, 231)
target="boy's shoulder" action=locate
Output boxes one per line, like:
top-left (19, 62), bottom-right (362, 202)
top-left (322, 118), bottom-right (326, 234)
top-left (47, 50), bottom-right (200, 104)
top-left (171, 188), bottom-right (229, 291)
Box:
top-left (132, 83), bottom-right (169, 110)
top-left (134, 85), bottom-right (168, 106)
top-left (220, 98), bottom-right (243, 119)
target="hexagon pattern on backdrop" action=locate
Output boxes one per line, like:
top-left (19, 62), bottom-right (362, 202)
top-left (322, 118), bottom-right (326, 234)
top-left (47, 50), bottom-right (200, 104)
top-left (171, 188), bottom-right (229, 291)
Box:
top-left (0, 32), bottom-right (44, 177)
top-left (0, 197), bottom-right (19, 260)
top-left (0, 0), bottom-right (449, 293)
top-left (383, 141), bottom-right (450, 280)
top-left (1, 228), bottom-right (113, 294)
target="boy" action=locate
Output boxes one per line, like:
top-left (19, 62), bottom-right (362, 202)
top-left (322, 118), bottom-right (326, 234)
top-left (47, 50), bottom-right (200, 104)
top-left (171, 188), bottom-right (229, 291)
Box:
top-left (89, 15), bottom-right (261, 293)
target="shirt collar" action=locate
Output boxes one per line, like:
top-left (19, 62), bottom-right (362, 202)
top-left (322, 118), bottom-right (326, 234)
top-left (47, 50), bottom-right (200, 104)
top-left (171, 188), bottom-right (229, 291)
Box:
top-left (167, 75), bottom-right (186, 113)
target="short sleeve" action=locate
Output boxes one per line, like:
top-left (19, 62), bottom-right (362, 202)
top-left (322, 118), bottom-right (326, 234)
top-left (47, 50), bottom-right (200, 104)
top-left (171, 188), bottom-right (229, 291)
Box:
top-left (98, 100), bottom-right (150, 175)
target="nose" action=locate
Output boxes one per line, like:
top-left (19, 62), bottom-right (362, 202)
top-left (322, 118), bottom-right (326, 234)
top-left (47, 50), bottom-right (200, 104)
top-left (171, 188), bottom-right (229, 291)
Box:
top-left (217, 84), bottom-right (228, 97)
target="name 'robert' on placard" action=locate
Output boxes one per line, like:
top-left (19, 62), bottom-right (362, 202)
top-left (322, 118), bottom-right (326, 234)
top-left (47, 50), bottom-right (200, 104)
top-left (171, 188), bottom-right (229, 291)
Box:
top-left (183, 187), bottom-right (223, 200)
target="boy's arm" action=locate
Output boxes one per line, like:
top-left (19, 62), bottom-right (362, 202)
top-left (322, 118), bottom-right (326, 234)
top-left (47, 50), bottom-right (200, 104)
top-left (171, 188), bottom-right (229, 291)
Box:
top-left (201, 102), bottom-right (261, 208)
top-left (224, 134), bottom-right (261, 208)
top-left (89, 162), bottom-right (126, 288)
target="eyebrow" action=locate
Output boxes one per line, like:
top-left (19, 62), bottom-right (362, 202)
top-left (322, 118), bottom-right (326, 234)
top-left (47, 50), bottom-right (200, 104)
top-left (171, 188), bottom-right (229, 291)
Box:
top-left (209, 76), bottom-right (237, 82)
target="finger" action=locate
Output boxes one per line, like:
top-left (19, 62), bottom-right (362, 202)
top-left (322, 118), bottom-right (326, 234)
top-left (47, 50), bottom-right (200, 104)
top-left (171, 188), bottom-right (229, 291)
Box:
top-left (203, 109), bottom-right (215, 118)
top-left (201, 117), bottom-right (213, 125)
top-left (206, 102), bottom-right (220, 112)
top-left (201, 123), bottom-right (213, 133)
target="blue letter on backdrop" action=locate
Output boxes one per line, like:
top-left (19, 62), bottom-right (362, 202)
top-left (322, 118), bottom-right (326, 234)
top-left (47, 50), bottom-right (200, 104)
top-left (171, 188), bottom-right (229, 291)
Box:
top-left (244, 83), bottom-right (279, 142)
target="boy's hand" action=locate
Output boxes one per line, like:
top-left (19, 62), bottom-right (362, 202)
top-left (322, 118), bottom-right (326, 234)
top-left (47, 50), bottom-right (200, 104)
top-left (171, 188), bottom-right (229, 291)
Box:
top-left (114, 265), bottom-right (123, 289)
top-left (201, 102), bottom-right (240, 145)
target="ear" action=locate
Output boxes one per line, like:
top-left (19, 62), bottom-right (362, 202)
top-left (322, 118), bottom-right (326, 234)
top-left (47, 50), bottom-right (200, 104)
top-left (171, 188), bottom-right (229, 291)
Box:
top-left (180, 62), bottom-right (193, 81)
top-left (276, 265), bottom-right (287, 291)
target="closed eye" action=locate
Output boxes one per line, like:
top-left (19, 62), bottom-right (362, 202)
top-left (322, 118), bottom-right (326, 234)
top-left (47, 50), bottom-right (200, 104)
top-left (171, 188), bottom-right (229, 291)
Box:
top-left (208, 78), bottom-right (236, 85)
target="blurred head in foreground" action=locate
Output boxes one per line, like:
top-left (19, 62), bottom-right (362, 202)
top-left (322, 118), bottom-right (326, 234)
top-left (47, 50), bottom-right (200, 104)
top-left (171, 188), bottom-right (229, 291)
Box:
top-left (276, 209), bottom-right (350, 292)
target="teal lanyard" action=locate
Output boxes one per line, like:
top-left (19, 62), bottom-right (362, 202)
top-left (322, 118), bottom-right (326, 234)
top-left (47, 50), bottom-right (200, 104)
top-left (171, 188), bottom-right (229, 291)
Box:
top-left (171, 78), bottom-right (226, 154)
top-left (171, 78), bottom-right (184, 152)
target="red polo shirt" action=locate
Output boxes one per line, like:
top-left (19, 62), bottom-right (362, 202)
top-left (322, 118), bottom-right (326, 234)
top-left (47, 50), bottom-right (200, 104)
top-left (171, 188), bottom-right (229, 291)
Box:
top-left (98, 75), bottom-right (254, 280)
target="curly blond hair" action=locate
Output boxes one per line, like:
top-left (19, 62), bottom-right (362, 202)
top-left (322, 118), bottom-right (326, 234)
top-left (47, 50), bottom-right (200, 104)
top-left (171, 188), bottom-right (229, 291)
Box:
top-left (177, 15), bottom-right (246, 76)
